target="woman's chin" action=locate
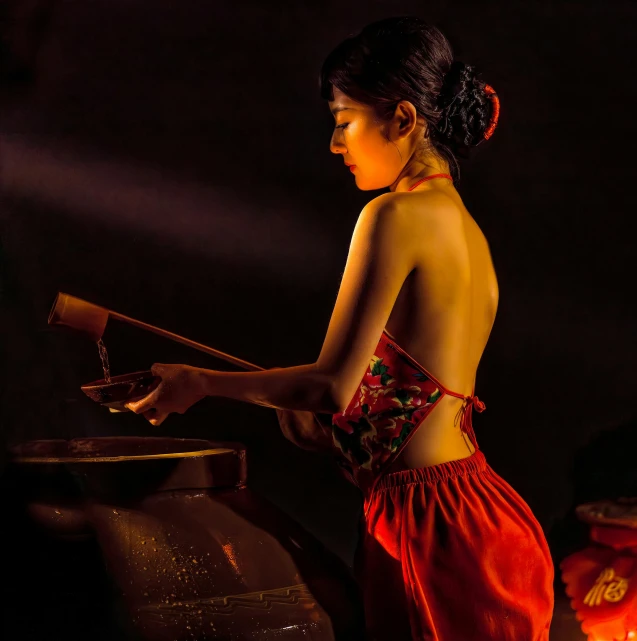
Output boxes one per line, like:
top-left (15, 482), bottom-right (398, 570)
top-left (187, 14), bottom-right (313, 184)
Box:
top-left (354, 176), bottom-right (387, 191)
top-left (352, 173), bottom-right (370, 190)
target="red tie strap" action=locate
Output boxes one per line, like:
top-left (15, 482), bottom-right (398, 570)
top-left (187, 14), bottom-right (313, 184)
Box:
top-left (453, 394), bottom-right (486, 449)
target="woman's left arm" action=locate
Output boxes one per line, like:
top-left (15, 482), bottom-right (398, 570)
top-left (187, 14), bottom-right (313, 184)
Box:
top-left (128, 192), bottom-right (422, 425)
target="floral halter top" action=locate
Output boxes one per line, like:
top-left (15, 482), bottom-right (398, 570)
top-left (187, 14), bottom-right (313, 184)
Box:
top-left (327, 329), bottom-right (486, 497)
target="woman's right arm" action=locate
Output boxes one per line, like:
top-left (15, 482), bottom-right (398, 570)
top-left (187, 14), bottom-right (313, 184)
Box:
top-left (275, 409), bottom-right (334, 453)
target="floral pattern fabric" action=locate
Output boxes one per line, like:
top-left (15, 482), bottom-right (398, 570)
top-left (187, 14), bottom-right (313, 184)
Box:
top-left (330, 330), bottom-right (449, 494)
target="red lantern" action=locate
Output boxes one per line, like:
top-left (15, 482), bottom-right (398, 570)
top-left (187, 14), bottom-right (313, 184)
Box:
top-left (561, 499), bottom-right (637, 641)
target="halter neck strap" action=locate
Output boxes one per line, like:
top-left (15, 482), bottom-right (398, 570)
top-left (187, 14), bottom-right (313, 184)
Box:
top-left (407, 173), bottom-right (453, 191)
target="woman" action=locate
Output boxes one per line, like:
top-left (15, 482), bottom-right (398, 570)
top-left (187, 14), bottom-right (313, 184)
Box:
top-left (128, 17), bottom-right (554, 640)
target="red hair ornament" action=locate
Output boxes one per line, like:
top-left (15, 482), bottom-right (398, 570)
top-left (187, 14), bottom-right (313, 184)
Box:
top-left (482, 84), bottom-right (500, 141)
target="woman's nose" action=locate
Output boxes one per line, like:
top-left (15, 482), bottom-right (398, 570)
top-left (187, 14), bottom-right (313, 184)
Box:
top-left (330, 131), bottom-right (346, 154)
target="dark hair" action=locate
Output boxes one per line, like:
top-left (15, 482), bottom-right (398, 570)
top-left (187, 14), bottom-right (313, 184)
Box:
top-left (319, 17), bottom-right (496, 182)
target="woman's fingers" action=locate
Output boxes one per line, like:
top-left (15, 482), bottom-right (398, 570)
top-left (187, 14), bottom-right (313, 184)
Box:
top-left (126, 387), bottom-right (161, 414)
top-left (150, 363), bottom-right (168, 377)
top-left (143, 408), bottom-right (167, 426)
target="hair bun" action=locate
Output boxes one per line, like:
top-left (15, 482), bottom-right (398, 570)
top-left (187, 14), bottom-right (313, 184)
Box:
top-left (434, 61), bottom-right (497, 156)
top-left (438, 61), bottom-right (478, 107)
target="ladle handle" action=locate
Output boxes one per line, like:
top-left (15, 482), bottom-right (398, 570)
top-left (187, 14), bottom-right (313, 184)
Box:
top-left (109, 311), bottom-right (264, 372)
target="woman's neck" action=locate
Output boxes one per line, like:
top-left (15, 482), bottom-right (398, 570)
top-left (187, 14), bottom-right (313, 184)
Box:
top-left (390, 153), bottom-right (451, 193)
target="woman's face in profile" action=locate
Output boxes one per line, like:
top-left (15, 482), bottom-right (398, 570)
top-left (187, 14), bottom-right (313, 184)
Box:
top-left (328, 87), bottom-right (404, 191)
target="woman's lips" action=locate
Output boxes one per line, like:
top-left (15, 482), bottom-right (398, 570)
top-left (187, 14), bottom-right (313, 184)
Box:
top-left (349, 165), bottom-right (357, 172)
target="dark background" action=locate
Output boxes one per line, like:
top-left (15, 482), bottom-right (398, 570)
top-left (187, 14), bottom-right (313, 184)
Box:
top-left (0, 1), bottom-right (636, 639)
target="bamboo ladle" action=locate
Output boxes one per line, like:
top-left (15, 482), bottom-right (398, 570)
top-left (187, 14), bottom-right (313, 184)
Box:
top-left (48, 292), bottom-right (263, 372)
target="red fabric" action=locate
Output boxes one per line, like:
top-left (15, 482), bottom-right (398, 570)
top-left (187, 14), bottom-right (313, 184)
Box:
top-left (330, 329), bottom-right (485, 497)
top-left (326, 330), bottom-right (554, 639)
top-left (560, 526), bottom-right (637, 640)
top-left (356, 451), bottom-right (554, 640)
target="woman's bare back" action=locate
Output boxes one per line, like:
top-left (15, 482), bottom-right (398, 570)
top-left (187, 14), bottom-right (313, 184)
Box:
top-left (385, 186), bottom-right (499, 471)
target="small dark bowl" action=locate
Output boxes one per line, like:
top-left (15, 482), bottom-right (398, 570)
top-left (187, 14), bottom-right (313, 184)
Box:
top-left (81, 371), bottom-right (161, 412)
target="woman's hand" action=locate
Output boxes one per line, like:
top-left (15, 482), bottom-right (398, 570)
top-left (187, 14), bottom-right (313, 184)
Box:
top-left (125, 363), bottom-right (206, 426)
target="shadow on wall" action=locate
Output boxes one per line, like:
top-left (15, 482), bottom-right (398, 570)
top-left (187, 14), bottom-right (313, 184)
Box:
top-left (0, 0), bottom-right (57, 86)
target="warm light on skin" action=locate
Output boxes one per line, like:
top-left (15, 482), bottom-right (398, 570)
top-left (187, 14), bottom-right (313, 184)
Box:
top-left (328, 86), bottom-right (452, 193)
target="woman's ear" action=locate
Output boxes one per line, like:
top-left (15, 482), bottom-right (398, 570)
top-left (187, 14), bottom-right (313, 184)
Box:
top-left (393, 101), bottom-right (419, 138)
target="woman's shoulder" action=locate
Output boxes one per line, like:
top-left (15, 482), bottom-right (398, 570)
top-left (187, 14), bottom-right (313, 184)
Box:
top-left (364, 189), bottom-right (465, 235)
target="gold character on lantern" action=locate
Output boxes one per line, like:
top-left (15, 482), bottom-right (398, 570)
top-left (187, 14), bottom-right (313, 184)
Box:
top-left (583, 568), bottom-right (629, 606)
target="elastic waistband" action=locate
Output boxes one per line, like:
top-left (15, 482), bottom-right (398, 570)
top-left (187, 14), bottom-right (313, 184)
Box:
top-left (374, 450), bottom-right (488, 491)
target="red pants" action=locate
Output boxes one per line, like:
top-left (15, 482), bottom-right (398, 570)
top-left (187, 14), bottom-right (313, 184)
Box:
top-left (356, 451), bottom-right (554, 640)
